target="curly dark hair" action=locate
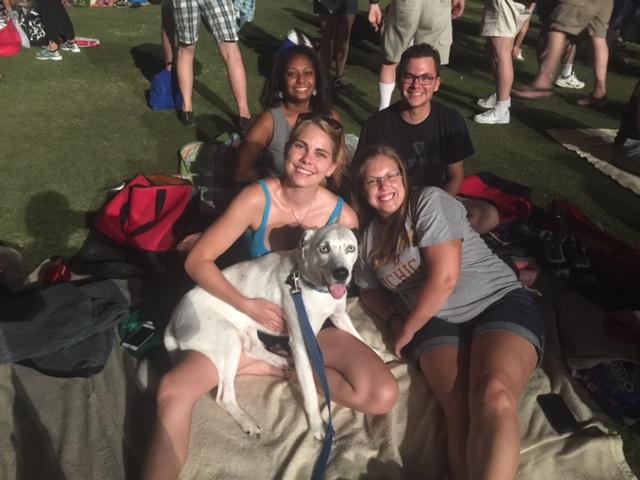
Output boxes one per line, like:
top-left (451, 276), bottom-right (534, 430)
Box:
top-left (396, 43), bottom-right (441, 87)
top-left (260, 45), bottom-right (332, 116)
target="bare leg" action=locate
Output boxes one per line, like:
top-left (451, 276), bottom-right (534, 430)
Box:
top-left (177, 43), bottom-right (196, 112)
top-left (419, 346), bottom-right (469, 480)
top-left (217, 41), bottom-right (251, 119)
top-left (489, 36), bottom-right (515, 102)
top-left (142, 350), bottom-right (283, 480)
top-left (514, 30), bottom-right (567, 98)
top-left (590, 36), bottom-right (608, 99)
top-left (512, 4), bottom-right (535, 60)
top-left (467, 331), bottom-right (537, 480)
top-left (317, 328), bottom-right (398, 415)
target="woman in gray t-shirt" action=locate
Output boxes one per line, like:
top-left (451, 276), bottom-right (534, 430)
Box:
top-left (352, 145), bottom-right (544, 480)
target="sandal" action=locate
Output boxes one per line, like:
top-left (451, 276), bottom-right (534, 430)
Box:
top-left (576, 94), bottom-right (607, 107)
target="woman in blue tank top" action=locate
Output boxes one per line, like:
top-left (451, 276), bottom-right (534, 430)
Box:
top-left (143, 114), bottom-right (399, 480)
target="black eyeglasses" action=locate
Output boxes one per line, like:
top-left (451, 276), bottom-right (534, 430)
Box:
top-left (401, 73), bottom-right (438, 86)
top-left (296, 112), bottom-right (344, 132)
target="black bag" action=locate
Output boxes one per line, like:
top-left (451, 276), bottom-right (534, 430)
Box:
top-left (16, 6), bottom-right (46, 47)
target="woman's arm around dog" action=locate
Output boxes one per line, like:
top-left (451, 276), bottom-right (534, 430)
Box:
top-left (184, 184), bottom-right (285, 333)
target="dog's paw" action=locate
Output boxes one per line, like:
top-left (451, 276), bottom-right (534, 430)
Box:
top-left (243, 423), bottom-right (262, 438)
top-left (311, 425), bottom-right (326, 441)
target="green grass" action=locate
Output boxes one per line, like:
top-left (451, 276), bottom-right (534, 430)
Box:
top-left (1, 0), bottom-right (640, 472)
top-left (1, 0), bottom-right (638, 270)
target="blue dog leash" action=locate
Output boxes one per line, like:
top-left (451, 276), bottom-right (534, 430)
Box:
top-left (287, 270), bottom-right (335, 480)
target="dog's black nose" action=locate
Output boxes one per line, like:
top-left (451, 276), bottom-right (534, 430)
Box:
top-left (332, 267), bottom-right (349, 282)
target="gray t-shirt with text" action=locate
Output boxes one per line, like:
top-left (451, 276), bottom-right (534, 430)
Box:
top-left (356, 187), bottom-right (520, 323)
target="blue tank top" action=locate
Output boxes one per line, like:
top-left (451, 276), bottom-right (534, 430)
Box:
top-left (246, 179), bottom-right (345, 258)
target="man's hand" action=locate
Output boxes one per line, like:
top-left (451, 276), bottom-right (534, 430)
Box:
top-left (368, 3), bottom-right (383, 32)
top-left (451, 0), bottom-right (465, 19)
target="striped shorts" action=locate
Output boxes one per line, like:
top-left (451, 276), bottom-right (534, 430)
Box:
top-left (173, 0), bottom-right (239, 44)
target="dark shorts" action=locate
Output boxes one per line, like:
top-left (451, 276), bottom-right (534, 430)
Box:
top-left (403, 288), bottom-right (545, 365)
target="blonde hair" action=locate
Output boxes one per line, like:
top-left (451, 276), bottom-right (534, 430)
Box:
top-left (284, 114), bottom-right (348, 189)
top-left (351, 145), bottom-right (412, 268)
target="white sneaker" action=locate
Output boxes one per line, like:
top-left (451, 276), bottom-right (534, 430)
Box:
top-left (477, 93), bottom-right (497, 109)
top-left (474, 107), bottom-right (510, 124)
top-left (554, 72), bottom-right (585, 89)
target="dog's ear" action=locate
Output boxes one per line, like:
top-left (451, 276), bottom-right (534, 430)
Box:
top-left (299, 229), bottom-right (316, 249)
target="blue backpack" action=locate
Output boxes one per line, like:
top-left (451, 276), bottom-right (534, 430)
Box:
top-left (149, 70), bottom-right (183, 111)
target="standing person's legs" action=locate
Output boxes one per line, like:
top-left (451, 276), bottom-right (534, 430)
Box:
top-left (217, 41), bottom-right (251, 121)
top-left (171, 0), bottom-right (199, 118)
top-left (318, 13), bottom-right (338, 74)
top-left (333, 14), bottom-right (356, 80)
top-left (203, 0), bottom-right (251, 122)
top-left (177, 43), bottom-right (196, 113)
top-left (577, 0), bottom-right (613, 105)
top-left (419, 346), bottom-right (470, 480)
top-left (378, 0), bottom-right (419, 109)
top-left (37, 0), bottom-right (64, 48)
top-left (490, 36), bottom-right (515, 102)
top-left (476, 0), bottom-right (528, 123)
top-left (576, 36), bottom-right (608, 105)
top-left (162, 0), bottom-right (176, 70)
top-left (512, 2), bottom-right (535, 60)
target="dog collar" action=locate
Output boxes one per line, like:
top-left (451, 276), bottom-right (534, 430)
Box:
top-left (286, 270), bottom-right (329, 294)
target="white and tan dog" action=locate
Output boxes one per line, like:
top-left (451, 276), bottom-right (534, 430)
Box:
top-left (164, 224), bottom-right (365, 440)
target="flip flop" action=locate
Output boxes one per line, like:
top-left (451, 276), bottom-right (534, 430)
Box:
top-left (511, 86), bottom-right (554, 100)
top-left (576, 95), bottom-right (607, 107)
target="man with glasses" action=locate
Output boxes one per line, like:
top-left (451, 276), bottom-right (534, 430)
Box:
top-left (355, 43), bottom-right (499, 233)
top-left (368, 0), bottom-right (465, 111)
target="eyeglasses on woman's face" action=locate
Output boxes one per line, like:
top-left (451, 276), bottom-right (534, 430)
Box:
top-left (400, 73), bottom-right (438, 86)
top-left (363, 170), bottom-right (402, 189)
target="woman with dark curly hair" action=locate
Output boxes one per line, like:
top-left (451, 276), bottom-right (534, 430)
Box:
top-left (233, 45), bottom-right (345, 188)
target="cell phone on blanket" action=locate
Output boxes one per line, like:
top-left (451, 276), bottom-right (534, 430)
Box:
top-left (536, 393), bottom-right (581, 434)
top-left (121, 321), bottom-right (156, 351)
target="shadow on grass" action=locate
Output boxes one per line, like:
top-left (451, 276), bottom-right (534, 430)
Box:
top-left (240, 23), bottom-right (283, 78)
top-left (130, 43), bottom-right (203, 82)
top-left (23, 191), bottom-right (86, 265)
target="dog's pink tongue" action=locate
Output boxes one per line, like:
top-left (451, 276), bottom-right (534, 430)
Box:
top-left (329, 284), bottom-right (347, 299)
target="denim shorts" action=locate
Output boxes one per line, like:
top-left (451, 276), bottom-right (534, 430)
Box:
top-left (403, 288), bottom-right (545, 365)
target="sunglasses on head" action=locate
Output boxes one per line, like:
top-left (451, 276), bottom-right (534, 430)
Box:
top-left (296, 112), bottom-right (344, 132)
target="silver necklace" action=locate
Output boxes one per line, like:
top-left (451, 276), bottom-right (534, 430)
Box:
top-left (281, 189), bottom-right (317, 226)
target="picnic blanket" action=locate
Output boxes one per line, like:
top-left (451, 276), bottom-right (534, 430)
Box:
top-left (0, 296), bottom-right (636, 480)
top-left (547, 128), bottom-right (640, 196)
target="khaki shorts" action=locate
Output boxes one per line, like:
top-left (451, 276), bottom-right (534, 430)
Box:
top-left (480, 0), bottom-right (530, 37)
top-left (550, 0), bottom-right (614, 38)
top-left (382, 0), bottom-right (453, 65)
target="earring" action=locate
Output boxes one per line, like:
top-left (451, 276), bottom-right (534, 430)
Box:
top-left (277, 91), bottom-right (284, 99)
top-left (312, 89), bottom-right (317, 96)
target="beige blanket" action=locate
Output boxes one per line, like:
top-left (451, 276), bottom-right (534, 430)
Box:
top-left (0, 297), bottom-right (636, 480)
top-left (547, 128), bottom-right (640, 196)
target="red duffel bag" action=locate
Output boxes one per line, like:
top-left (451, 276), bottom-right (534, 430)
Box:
top-left (0, 19), bottom-right (21, 58)
top-left (95, 175), bottom-right (196, 252)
